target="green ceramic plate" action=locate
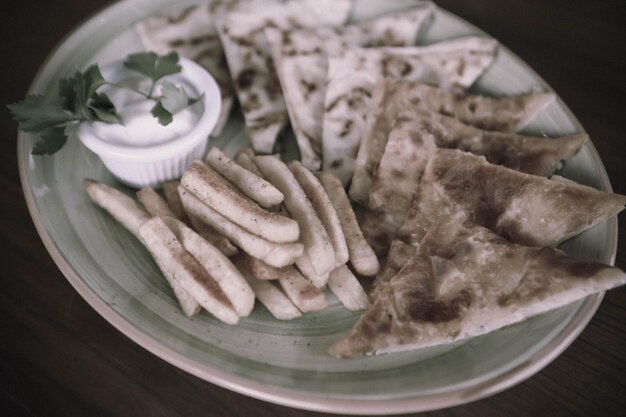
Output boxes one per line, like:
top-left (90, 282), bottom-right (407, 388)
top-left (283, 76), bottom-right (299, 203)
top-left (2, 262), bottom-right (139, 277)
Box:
top-left (18, 0), bottom-right (618, 414)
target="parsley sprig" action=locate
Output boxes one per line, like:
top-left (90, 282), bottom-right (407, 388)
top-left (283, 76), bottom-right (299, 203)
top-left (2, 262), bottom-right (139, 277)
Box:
top-left (8, 52), bottom-right (199, 155)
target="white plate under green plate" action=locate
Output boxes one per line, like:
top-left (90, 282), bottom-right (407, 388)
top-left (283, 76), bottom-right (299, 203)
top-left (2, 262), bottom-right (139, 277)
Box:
top-left (18, 0), bottom-right (618, 414)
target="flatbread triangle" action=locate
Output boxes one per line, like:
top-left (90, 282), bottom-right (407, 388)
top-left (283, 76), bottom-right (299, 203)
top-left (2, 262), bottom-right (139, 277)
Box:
top-left (265, 3), bottom-right (435, 169)
top-left (329, 213), bottom-right (626, 358)
top-left (349, 79), bottom-right (556, 206)
top-left (322, 36), bottom-right (498, 185)
top-left (359, 112), bottom-right (587, 252)
top-left (399, 149), bottom-right (626, 248)
top-left (217, 0), bottom-right (352, 153)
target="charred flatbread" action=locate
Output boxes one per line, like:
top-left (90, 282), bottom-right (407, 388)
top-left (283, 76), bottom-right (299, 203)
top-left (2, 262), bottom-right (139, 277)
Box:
top-left (360, 112), bottom-right (587, 251)
top-left (329, 213), bottom-right (626, 357)
top-left (350, 79), bottom-right (556, 205)
top-left (322, 36), bottom-right (498, 185)
top-left (265, 3), bottom-right (434, 169)
top-left (217, 0), bottom-right (352, 153)
top-left (399, 149), bottom-right (626, 247)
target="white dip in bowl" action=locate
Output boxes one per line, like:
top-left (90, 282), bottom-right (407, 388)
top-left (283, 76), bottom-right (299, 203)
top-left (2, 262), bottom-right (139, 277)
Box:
top-left (77, 57), bottom-right (221, 188)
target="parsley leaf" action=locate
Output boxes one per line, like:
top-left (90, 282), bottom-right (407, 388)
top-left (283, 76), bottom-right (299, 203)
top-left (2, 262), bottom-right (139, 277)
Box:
top-left (9, 52), bottom-right (192, 155)
top-left (7, 95), bottom-right (75, 132)
top-left (152, 81), bottom-right (201, 126)
top-left (59, 65), bottom-right (106, 116)
top-left (89, 92), bottom-right (121, 124)
top-left (32, 127), bottom-right (68, 155)
top-left (124, 51), bottom-right (181, 84)
top-left (151, 101), bottom-right (173, 126)
top-left (160, 81), bottom-right (190, 115)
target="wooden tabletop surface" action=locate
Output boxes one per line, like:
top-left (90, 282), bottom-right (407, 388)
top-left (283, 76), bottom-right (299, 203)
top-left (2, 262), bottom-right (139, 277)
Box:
top-left (2, 1), bottom-right (625, 416)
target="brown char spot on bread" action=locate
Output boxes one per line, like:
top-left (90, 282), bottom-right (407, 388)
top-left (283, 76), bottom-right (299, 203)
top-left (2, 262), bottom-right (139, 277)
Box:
top-left (339, 120), bottom-right (353, 138)
top-left (497, 248), bottom-right (609, 307)
top-left (237, 69), bottom-right (256, 90)
top-left (326, 88), bottom-right (372, 112)
top-left (282, 31), bottom-right (293, 46)
top-left (359, 305), bottom-right (393, 340)
top-left (241, 93), bottom-right (261, 112)
top-left (231, 35), bottom-right (255, 48)
top-left (407, 287), bottom-right (473, 323)
top-left (248, 113), bottom-right (284, 131)
top-left (265, 80), bottom-right (281, 101)
top-left (401, 62), bottom-right (413, 77)
top-left (300, 79), bottom-right (318, 100)
top-left (391, 169), bottom-right (406, 180)
top-left (539, 247), bottom-right (609, 279)
top-left (190, 34), bottom-right (215, 46)
top-left (456, 59), bottom-right (466, 76)
top-left (168, 39), bottom-right (186, 48)
top-left (330, 159), bottom-right (343, 169)
top-left (381, 56), bottom-right (414, 78)
top-left (194, 45), bottom-right (222, 63)
top-left (167, 5), bottom-right (196, 24)
top-left (438, 105), bottom-right (454, 117)
top-left (409, 130), bottom-right (423, 146)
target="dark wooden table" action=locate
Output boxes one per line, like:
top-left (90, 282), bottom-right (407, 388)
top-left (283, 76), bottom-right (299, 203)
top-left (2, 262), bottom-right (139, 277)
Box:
top-left (2, 1), bottom-right (625, 416)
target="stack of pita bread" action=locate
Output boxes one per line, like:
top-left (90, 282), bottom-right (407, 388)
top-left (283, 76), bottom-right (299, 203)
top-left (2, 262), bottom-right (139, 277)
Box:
top-left (134, 0), bottom-right (626, 357)
top-left (328, 63), bottom-right (626, 357)
top-left (136, 0), bottom-right (437, 154)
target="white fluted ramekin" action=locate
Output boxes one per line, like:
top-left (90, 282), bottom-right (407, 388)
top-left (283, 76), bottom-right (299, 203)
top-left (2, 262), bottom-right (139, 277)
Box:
top-left (77, 57), bottom-right (221, 188)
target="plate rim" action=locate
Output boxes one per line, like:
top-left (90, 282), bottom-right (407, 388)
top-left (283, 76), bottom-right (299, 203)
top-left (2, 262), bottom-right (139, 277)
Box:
top-left (16, 0), bottom-right (618, 414)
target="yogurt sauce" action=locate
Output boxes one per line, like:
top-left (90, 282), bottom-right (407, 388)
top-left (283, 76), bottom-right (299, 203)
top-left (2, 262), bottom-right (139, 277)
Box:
top-left (92, 74), bottom-right (203, 147)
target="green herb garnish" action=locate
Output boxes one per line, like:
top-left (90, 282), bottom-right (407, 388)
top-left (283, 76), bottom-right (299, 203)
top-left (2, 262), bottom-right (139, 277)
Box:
top-left (8, 51), bottom-right (199, 155)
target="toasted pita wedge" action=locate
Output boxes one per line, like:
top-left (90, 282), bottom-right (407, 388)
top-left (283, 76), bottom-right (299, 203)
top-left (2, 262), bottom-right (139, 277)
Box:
top-left (265, 3), bottom-right (434, 169)
top-left (242, 273), bottom-right (302, 320)
top-left (217, 0), bottom-right (352, 153)
top-left (399, 149), bottom-right (626, 247)
top-left (162, 181), bottom-right (190, 223)
top-left (315, 171), bottom-right (380, 277)
top-left (327, 266), bottom-right (370, 311)
top-left (179, 185), bottom-right (304, 267)
top-left (135, 2), bottom-right (238, 135)
top-left (378, 111), bottom-right (585, 181)
top-left (254, 155), bottom-right (335, 275)
top-left (84, 180), bottom-right (200, 316)
top-left (205, 147), bottom-right (284, 208)
top-left (139, 217), bottom-right (239, 324)
top-left (277, 266), bottom-right (328, 313)
top-left (329, 213), bottom-right (626, 357)
top-left (181, 160), bottom-right (299, 243)
top-left (350, 80), bottom-right (555, 205)
top-left (362, 113), bottom-right (587, 248)
top-left (370, 79), bottom-right (554, 133)
top-left (161, 216), bottom-right (255, 317)
top-left (323, 36), bottom-right (498, 185)
top-left (137, 187), bottom-right (176, 218)
top-left (289, 161), bottom-right (349, 268)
